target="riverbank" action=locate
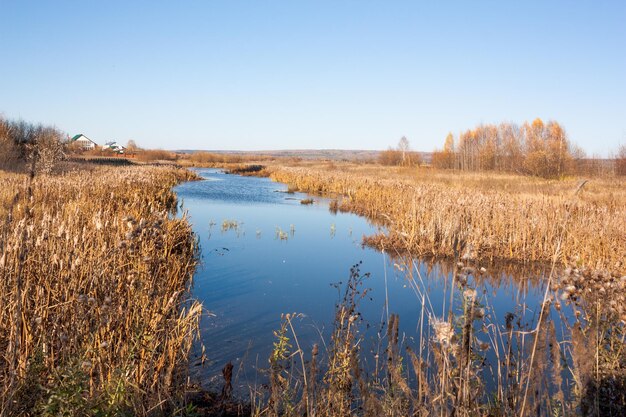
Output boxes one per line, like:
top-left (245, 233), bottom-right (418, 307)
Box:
top-left (248, 161), bottom-right (625, 278)
top-left (179, 165), bottom-right (624, 416)
top-left (0, 165), bottom-right (201, 415)
top-left (205, 161), bottom-right (625, 416)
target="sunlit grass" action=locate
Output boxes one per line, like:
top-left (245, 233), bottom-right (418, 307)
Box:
top-left (0, 165), bottom-right (202, 415)
top-left (258, 162), bottom-right (625, 275)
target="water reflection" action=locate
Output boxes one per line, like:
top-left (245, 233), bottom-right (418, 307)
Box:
top-left (174, 169), bottom-right (582, 403)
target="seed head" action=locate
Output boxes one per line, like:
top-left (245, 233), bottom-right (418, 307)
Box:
top-left (432, 318), bottom-right (454, 347)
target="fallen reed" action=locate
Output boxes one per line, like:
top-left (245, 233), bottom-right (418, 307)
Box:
top-left (0, 165), bottom-right (202, 416)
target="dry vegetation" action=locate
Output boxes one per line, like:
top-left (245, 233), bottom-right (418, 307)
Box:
top-left (432, 118), bottom-right (583, 177)
top-left (249, 260), bottom-right (625, 417)
top-left (257, 162), bottom-right (625, 278)
top-left (3, 115), bottom-right (624, 415)
top-left (617, 144), bottom-right (626, 176)
top-left (196, 159), bottom-right (624, 416)
top-left (134, 149), bottom-right (178, 163)
top-left (0, 117), bottom-right (66, 175)
top-left (0, 165), bottom-right (201, 416)
top-left (378, 137), bottom-right (422, 167)
top-left (182, 152), bottom-right (276, 166)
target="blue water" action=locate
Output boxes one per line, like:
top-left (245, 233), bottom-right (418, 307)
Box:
top-left (174, 168), bottom-right (567, 391)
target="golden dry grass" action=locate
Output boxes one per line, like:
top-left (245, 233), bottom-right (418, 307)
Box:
top-left (256, 161), bottom-right (625, 276)
top-left (0, 165), bottom-right (201, 415)
top-left (253, 263), bottom-right (619, 416)
top-left (253, 261), bottom-right (625, 417)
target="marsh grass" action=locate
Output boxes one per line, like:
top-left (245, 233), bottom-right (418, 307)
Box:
top-left (257, 163), bottom-right (625, 277)
top-left (225, 165), bottom-right (269, 177)
top-left (275, 227), bottom-right (289, 241)
top-left (0, 165), bottom-right (202, 416)
top-left (243, 257), bottom-right (625, 417)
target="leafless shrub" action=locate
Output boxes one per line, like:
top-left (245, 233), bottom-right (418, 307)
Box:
top-left (135, 149), bottom-right (177, 162)
top-left (0, 122), bottom-right (20, 171)
top-left (28, 128), bottom-right (65, 175)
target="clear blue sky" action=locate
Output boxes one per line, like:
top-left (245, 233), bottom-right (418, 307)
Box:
top-left (1, 1), bottom-right (624, 154)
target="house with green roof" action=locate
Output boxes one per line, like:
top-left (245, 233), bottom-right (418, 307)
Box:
top-left (70, 134), bottom-right (98, 150)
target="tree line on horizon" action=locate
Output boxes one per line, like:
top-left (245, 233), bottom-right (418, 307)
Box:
top-left (432, 118), bottom-right (626, 177)
top-left (0, 116), bottom-right (182, 169)
top-left (3, 115), bottom-right (625, 177)
top-left (378, 136), bottom-right (422, 167)
top-left (0, 116), bottom-right (65, 174)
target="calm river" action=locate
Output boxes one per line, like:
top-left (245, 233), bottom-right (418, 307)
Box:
top-left (174, 168), bottom-right (567, 392)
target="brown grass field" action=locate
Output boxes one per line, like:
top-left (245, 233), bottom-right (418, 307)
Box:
top-left (0, 165), bottom-right (201, 416)
top-left (256, 161), bottom-right (625, 277)
top-left (1, 157), bottom-right (624, 416)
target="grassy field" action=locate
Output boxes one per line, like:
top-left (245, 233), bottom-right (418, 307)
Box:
top-left (0, 165), bottom-right (201, 416)
top-left (256, 161), bottom-right (625, 278)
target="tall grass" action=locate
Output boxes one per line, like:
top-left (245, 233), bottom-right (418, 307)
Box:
top-left (0, 165), bottom-right (202, 416)
top-left (259, 163), bottom-right (625, 276)
top-left (249, 258), bottom-right (624, 416)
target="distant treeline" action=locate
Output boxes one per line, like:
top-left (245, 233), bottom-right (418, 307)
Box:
top-left (432, 118), bottom-right (626, 177)
top-left (186, 151), bottom-right (276, 165)
top-left (378, 136), bottom-right (422, 167)
top-left (0, 116), bottom-right (65, 173)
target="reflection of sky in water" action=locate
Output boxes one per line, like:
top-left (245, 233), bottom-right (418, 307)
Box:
top-left (175, 169), bottom-right (569, 391)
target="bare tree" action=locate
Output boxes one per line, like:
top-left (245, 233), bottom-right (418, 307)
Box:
top-left (398, 136), bottom-right (410, 165)
top-left (28, 128), bottom-right (66, 175)
top-left (126, 139), bottom-right (140, 151)
top-left (0, 118), bottom-right (20, 170)
top-left (379, 147), bottom-right (403, 165)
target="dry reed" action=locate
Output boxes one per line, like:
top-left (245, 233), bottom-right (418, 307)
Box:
top-left (257, 163), bottom-right (625, 277)
top-left (0, 165), bottom-right (202, 416)
top-left (246, 258), bottom-right (625, 417)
